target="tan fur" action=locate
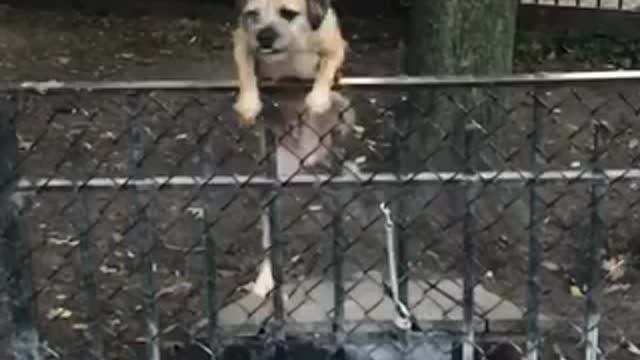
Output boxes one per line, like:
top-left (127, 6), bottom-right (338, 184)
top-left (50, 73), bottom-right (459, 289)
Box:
top-left (233, 0), bottom-right (347, 125)
top-left (232, 0), bottom-right (355, 169)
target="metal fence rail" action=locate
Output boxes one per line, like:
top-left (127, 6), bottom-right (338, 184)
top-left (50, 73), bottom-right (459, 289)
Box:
top-left (520, 0), bottom-right (634, 10)
top-left (1, 71), bottom-right (640, 360)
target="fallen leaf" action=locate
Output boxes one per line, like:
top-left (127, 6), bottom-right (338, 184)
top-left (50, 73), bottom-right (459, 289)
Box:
top-left (603, 257), bottom-right (626, 282)
top-left (570, 285), bottom-right (584, 298)
top-left (100, 131), bottom-right (117, 141)
top-left (112, 233), bottom-right (124, 243)
top-left (57, 56), bottom-right (71, 65)
top-left (72, 323), bottom-right (89, 331)
top-left (541, 260), bottom-right (561, 272)
top-left (628, 341), bottom-right (640, 356)
top-left (17, 135), bottom-right (34, 151)
top-left (48, 236), bottom-right (79, 247)
top-left (218, 269), bottom-right (238, 278)
top-left (187, 207), bottom-right (205, 220)
top-left (604, 283), bottom-right (631, 295)
top-left (99, 264), bottom-right (118, 274)
top-left (47, 307), bottom-right (73, 320)
top-left (155, 281), bottom-right (193, 299)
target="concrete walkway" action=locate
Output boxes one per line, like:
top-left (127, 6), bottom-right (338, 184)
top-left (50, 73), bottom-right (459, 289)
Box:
top-left (218, 271), bottom-right (524, 335)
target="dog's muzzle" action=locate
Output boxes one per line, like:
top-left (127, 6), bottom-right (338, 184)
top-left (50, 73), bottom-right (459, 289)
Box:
top-left (256, 27), bottom-right (283, 55)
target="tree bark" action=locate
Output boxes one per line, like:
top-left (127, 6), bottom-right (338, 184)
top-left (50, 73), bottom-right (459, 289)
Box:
top-left (401, 1), bottom-right (519, 170)
top-left (400, 0), bottom-right (525, 271)
top-left (406, 0), bottom-right (518, 76)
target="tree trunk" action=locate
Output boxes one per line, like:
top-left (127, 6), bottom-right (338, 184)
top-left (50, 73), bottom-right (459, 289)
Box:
top-left (399, 0), bottom-right (525, 274)
top-left (406, 0), bottom-right (518, 76)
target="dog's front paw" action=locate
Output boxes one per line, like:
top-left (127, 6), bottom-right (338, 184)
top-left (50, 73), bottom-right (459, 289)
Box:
top-left (305, 89), bottom-right (332, 115)
top-left (233, 92), bottom-right (262, 127)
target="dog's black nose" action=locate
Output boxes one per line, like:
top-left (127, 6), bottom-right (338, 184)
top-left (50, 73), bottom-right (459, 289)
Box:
top-left (257, 27), bottom-right (278, 49)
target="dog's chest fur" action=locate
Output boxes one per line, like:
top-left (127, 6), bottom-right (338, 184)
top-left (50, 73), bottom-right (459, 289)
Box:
top-left (256, 52), bottom-right (320, 81)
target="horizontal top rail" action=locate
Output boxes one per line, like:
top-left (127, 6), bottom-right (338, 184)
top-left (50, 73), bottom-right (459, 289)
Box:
top-left (15, 168), bottom-right (640, 192)
top-left (3, 70), bottom-right (640, 93)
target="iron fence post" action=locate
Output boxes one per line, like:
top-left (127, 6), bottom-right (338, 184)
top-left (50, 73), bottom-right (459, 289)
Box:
top-left (72, 191), bottom-right (105, 360)
top-left (584, 117), bottom-right (608, 360)
top-left (0, 94), bottom-right (42, 360)
top-left (331, 193), bottom-right (345, 338)
top-left (126, 91), bottom-right (161, 360)
top-left (200, 133), bottom-right (218, 360)
top-left (526, 89), bottom-right (544, 360)
top-left (461, 95), bottom-right (479, 360)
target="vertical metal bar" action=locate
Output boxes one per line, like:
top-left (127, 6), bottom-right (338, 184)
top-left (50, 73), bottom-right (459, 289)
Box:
top-left (391, 99), bottom-right (409, 310)
top-left (200, 127), bottom-right (217, 360)
top-left (462, 112), bottom-right (476, 360)
top-left (126, 92), bottom-right (160, 360)
top-left (331, 192), bottom-right (345, 344)
top-left (263, 126), bottom-right (286, 342)
top-left (2, 218), bottom-right (42, 360)
top-left (526, 90), bottom-right (543, 360)
top-left (391, 97), bottom-right (410, 359)
top-left (585, 118), bottom-right (607, 360)
top-left (72, 192), bottom-right (104, 360)
top-left (0, 94), bottom-right (42, 360)
top-left (201, 208), bottom-right (217, 360)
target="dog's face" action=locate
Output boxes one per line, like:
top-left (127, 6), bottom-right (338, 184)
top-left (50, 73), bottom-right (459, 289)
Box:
top-left (236, 0), bottom-right (330, 62)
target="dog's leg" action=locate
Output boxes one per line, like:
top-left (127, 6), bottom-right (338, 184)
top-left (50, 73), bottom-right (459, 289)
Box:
top-left (305, 17), bottom-right (346, 116)
top-left (330, 91), bottom-right (356, 137)
top-left (296, 113), bottom-right (330, 168)
top-left (232, 29), bottom-right (262, 127)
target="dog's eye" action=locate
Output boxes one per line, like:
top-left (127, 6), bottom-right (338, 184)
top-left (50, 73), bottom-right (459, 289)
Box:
top-left (279, 8), bottom-right (299, 21)
top-left (243, 9), bottom-right (259, 22)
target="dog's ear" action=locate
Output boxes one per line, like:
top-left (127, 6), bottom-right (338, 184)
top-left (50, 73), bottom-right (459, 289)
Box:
top-left (306, 0), bottom-right (330, 31)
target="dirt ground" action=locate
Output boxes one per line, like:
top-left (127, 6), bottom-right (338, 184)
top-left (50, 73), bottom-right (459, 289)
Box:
top-left (1, 3), bottom-right (640, 360)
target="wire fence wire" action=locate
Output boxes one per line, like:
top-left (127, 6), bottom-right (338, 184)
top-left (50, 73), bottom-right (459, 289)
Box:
top-left (1, 72), bottom-right (640, 360)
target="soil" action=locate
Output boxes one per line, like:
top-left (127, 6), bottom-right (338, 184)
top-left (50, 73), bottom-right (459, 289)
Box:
top-left (1, 3), bottom-right (640, 360)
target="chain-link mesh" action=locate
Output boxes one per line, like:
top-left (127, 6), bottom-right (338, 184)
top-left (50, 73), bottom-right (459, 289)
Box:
top-left (1, 74), bottom-right (640, 360)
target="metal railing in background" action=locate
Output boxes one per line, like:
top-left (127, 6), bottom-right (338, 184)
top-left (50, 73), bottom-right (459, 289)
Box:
top-left (1, 71), bottom-right (640, 360)
top-left (520, 0), bottom-right (632, 10)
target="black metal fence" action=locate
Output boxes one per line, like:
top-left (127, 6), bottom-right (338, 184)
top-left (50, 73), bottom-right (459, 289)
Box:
top-left (521, 0), bottom-right (632, 10)
top-left (1, 72), bottom-right (640, 360)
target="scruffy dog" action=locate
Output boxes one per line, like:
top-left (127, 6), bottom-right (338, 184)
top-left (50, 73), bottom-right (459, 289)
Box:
top-left (232, 0), bottom-right (354, 170)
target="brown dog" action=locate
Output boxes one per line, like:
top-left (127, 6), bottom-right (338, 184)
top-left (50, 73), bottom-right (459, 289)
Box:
top-left (232, 0), bottom-right (354, 170)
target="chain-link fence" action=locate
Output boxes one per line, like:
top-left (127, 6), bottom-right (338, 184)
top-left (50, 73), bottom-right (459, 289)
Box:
top-left (1, 72), bottom-right (640, 360)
